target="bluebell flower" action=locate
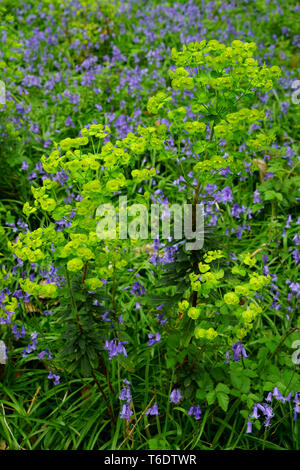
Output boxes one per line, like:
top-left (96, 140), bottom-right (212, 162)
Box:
top-left (48, 370), bottom-right (60, 385)
top-left (292, 234), bottom-right (300, 246)
top-left (22, 331), bottom-right (38, 357)
top-left (170, 388), bottom-right (182, 404)
top-left (21, 161), bottom-right (29, 171)
top-left (38, 348), bottom-right (52, 360)
top-left (119, 386), bottom-right (132, 403)
top-left (146, 402), bottom-right (159, 416)
top-left (11, 324), bottom-right (26, 339)
top-left (251, 404), bottom-right (261, 419)
top-left (246, 421), bottom-right (252, 434)
top-left (232, 342), bottom-right (247, 362)
top-left (251, 402), bottom-right (274, 427)
top-left (101, 311), bottom-right (111, 322)
top-left (225, 350), bottom-right (230, 364)
top-left (120, 403), bottom-right (133, 421)
top-left (130, 281), bottom-right (146, 296)
top-left (148, 332), bottom-right (161, 347)
top-left (156, 304), bottom-right (164, 311)
top-left (221, 186), bottom-right (233, 203)
top-left (266, 391), bottom-right (273, 402)
top-left (285, 215), bottom-right (293, 228)
top-left (157, 313), bottom-right (168, 325)
top-left (293, 396), bottom-right (300, 421)
top-left (104, 339), bottom-right (128, 360)
top-left (272, 386), bottom-right (292, 403)
top-left (188, 405), bottom-right (201, 420)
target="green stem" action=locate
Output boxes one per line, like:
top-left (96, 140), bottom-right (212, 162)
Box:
top-left (91, 369), bottom-right (116, 425)
top-left (65, 268), bottom-right (82, 332)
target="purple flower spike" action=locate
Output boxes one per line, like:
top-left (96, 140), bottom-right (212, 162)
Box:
top-left (232, 342), bottom-right (247, 362)
top-left (266, 392), bottom-right (273, 402)
top-left (119, 386), bottom-right (132, 403)
top-left (246, 421), bottom-right (252, 434)
top-left (120, 403), bottom-right (133, 421)
top-left (251, 404), bottom-right (260, 419)
top-left (188, 405), bottom-right (202, 420)
top-left (21, 161), bottom-right (29, 171)
top-left (148, 332), bottom-right (161, 347)
top-left (170, 388), bottom-right (182, 404)
top-left (146, 402), bottom-right (159, 416)
top-left (48, 370), bottom-right (60, 385)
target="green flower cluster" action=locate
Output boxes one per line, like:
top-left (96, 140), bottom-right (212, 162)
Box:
top-left (177, 250), bottom-right (271, 347)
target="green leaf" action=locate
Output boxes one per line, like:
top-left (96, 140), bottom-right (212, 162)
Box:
top-left (193, 140), bottom-right (207, 154)
top-left (80, 355), bottom-right (91, 376)
top-left (243, 369), bottom-right (258, 378)
top-left (263, 190), bottom-right (278, 201)
top-left (263, 381), bottom-right (275, 391)
top-left (148, 437), bottom-right (170, 450)
top-left (206, 390), bottom-right (216, 405)
top-left (219, 304), bottom-right (229, 315)
top-left (52, 206), bottom-right (66, 221)
top-left (230, 374), bottom-right (250, 394)
top-left (196, 389), bottom-right (206, 400)
top-left (166, 356), bottom-right (177, 369)
top-left (216, 383), bottom-right (230, 394)
top-left (217, 392), bottom-right (229, 412)
top-left (210, 367), bottom-right (226, 381)
top-left (240, 409), bottom-right (249, 420)
top-left (167, 334), bottom-right (180, 348)
top-left (118, 356), bottom-right (136, 372)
